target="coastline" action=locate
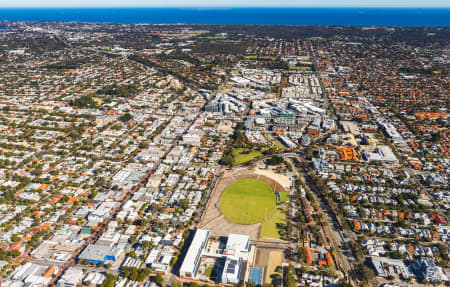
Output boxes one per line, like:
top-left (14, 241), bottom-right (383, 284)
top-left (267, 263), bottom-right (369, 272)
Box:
top-left (0, 7), bottom-right (448, 26)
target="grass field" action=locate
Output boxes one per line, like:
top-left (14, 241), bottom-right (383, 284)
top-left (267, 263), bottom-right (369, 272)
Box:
top-left (273, 140), bottom-right (286, 151)
top-left (220, 179), bottom-right (276, 225)
top-left (192, 30), bottom-right (208, 35)
top-left (265, 251), bottom-right (283, 284)
top-left (93, 97), bottom-right (104, 104)
top-left (260, 208), bottom-right (286, 239)
top-left (244, 56), bottom-right (277, 61)
top-left (309, 36), bottom-right (324, 40)
top-left (199, 36), bottom-right (228, 40)
top-left (289, 65), bottom-right (312, 71)
top-left (279, 192), bottom-right (289, 204)
top-left (232, 148), bottom-right (263, 166)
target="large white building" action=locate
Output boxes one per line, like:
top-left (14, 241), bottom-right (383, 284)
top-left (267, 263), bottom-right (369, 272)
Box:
top-left (221, 233), bottom-right (250, 284)
top-left (179, 230), bottom-right (250, 285)
top-left (222, 257), bottom-right (242, 284)
top-left (179, 229), bottom-right (210, 279)
top-left (224, 233), bottom-right (250, 261)
top-left (381, 123), bottom-right (404, 142)
top-left (362, 145), bottom-right (399, 164)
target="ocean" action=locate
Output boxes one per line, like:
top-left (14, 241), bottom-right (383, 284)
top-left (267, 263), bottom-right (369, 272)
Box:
top-left (0, 8), bottom-right (448, 26)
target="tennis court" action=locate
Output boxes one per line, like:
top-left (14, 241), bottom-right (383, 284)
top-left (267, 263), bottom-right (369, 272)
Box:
top-left (248, 267), bottom-right (263, 287)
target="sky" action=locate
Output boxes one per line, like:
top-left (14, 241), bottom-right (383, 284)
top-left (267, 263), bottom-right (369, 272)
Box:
top-left (1, 0), bottom-right (449, 8)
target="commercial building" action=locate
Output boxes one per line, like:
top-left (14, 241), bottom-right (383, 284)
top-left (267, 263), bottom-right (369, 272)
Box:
top-left (57, 267), bottom-right (84, 287)
top-left (362, 145), bottom-right (399, 164)
top-left (278, 135), bottom-right (297, 149)
top-left (78, 244), bottom-right (123, 264)
top-left (381, 123), bottom-right (404, 142)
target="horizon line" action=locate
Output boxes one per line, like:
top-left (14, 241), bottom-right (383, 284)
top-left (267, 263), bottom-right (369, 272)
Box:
top-left (1, 6), bottom-right (450, 9)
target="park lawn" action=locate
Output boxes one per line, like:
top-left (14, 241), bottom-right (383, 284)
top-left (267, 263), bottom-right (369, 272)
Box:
top-left (199, 36), bottom-right (228, 40)
top-left (220, 179), bottom-right (276, 225)
top-left (244, 56), bottom-right (277, 61)
top-left (260, 208), bottom-right (286, 239)
top-left (273, 139), bottom-right (286, 151)
top-left (93, 97), bottom-right (104, 104)
top-left (167, 33), bottom-right (185, 37)
top-left (289, 65), bottom-right (312, 71)
top-left (191, 30), bottom-right (208, 35)
top-left (232, 148), bottom-right (263, 165)
top-left (265, 251), bottom-right (283, 284)
top-left (279, 191), bottom-right (289, 204)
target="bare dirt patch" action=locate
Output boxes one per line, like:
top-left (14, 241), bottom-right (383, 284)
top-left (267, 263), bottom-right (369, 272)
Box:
top-left (253, 248), bottom-right (283, 285)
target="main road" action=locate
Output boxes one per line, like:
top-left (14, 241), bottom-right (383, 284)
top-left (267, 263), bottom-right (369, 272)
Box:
top-left (287, 155), bottom-right (356, 286)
